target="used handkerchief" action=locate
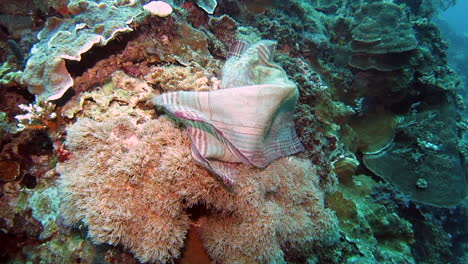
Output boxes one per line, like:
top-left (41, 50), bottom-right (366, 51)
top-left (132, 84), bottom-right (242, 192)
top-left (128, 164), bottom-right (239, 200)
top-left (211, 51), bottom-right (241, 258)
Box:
top-left (153, 40), bottom-right (304, 186)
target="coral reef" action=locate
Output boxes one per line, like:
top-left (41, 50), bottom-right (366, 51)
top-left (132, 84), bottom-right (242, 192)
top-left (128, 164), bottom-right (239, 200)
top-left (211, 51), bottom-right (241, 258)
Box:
top-left (21, 0), bottom-right (150, 101)
top-left (143, 1), bottom-right (173, 17)
top-left (327, 175), bottom-right (416, 263)
top-left (1, 0), bottom-right (467, 263)
top-left (0, 111), bottom-right (18, 134)
top-left (348, 2), bottom-right (418, 71)
top-left (0, 160), bottom-right (20, 181)
top-left (146, 65), bottom-right (217, 92)
top-left (15, 101), bottom-right (57, 131)
top-left (61, 70), bottom-right (155, 120)
top-left (348, 110), bottom-right (399, 154)
top-left (198, 157), bottom-right (339, 263)
top-left (0, 62), bottom-right (22, 87)
top-left (57, 114), bottom-right (339, 263)
top-left (57, 116), bottom-right (192, 263)
top-left (363, 105), bottom-right (466, 206)
top-left (196, 0), bottom-right (218, 14)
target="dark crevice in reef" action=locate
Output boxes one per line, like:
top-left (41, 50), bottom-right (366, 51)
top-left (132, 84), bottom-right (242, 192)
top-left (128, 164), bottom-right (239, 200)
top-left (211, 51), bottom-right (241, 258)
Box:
top-left (186, 202), bottom-right (211, 221)
top-left (52, 87), bottom-right (76, 106)
top-left (0, 233), bottom-right (40, 263)
top-left (21, 173), bottom-right (37, 189)
top-left (389, 95), bottom-right (420, 114)
top-left (65, 30), bottom-right (139, 78)
top-left (18, 131), bottom-right (53, 157)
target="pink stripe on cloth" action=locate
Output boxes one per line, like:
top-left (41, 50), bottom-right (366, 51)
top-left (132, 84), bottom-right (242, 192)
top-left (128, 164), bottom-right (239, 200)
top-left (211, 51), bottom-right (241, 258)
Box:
top-left (153, 40), bottom-right (304, 186)
top-left (227, 40), bottom-right (248, 59)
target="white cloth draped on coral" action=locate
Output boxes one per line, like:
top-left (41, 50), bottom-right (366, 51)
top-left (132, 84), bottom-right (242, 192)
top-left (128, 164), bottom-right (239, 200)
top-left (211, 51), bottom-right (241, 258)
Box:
top-left (153, 40), bottom-right (304, 186)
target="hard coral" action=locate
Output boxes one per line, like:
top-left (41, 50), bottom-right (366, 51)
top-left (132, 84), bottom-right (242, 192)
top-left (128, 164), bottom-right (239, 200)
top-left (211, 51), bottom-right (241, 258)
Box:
top-left (351, 2), bottom-right (417, 54)
top-left (21, 0), bottom-right (145, 101)
top-left (327, 175), bottom-right (416, 263)
top-left (143, 1), bottom-right (173, 18)
top-left (61, 70), bottom-right (154, 120)
top-left (15, 101), bottom-right (57, 131)
top-left (348, 110), bottom-right (399, 154)
top-left (196, 0), bottom-right (218, 14)
top-left (209, 14), bottom-right (238, 47)
top-left (362, 107), bottom-right (467, 207)
top-left (349, 2), bottom-right (418, 71)
top-left (145, 65), bottom-right (214, 91)
top-left (58, 114), bottom-right (340, 263)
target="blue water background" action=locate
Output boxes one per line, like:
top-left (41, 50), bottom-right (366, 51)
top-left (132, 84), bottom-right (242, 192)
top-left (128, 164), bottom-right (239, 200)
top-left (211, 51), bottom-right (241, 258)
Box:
top-left (437, 1), bottom-right (468, 118)
top-left (439, 1), bottom-right (468, 35)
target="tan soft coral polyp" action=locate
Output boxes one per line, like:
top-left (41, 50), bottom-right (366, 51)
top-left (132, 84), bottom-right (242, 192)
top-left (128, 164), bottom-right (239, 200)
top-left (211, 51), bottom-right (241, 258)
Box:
top-left (58, 114), bottom-right (339, 263)
top-left (58, 116), bottom-right (192, 263)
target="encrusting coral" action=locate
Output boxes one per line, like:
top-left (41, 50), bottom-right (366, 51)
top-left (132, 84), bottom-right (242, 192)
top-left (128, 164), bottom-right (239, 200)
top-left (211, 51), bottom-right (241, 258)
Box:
top-left (145, 65), bottom-right (218, 92)
top-left (57, 113), bottom-right (340, 263)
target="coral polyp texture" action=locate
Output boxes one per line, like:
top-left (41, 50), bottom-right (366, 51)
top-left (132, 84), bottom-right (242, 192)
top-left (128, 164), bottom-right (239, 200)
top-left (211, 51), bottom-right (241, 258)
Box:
top-left (2, 0), bottom-right (468, 263)
top-left (58, 116), bottom-right (191, 263)
top-left (198, 158), bottom-right (340, 263)
top-left (57, 114), bottom-right (339, 263)
top-left (349, 2), bottom-right (418, 71)
top-left (21, 0), bottom-right (146, 101)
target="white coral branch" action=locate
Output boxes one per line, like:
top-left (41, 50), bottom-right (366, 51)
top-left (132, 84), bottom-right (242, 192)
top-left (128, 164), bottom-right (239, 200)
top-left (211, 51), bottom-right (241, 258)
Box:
top-left (15, 101), bottom-right (57, 131)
